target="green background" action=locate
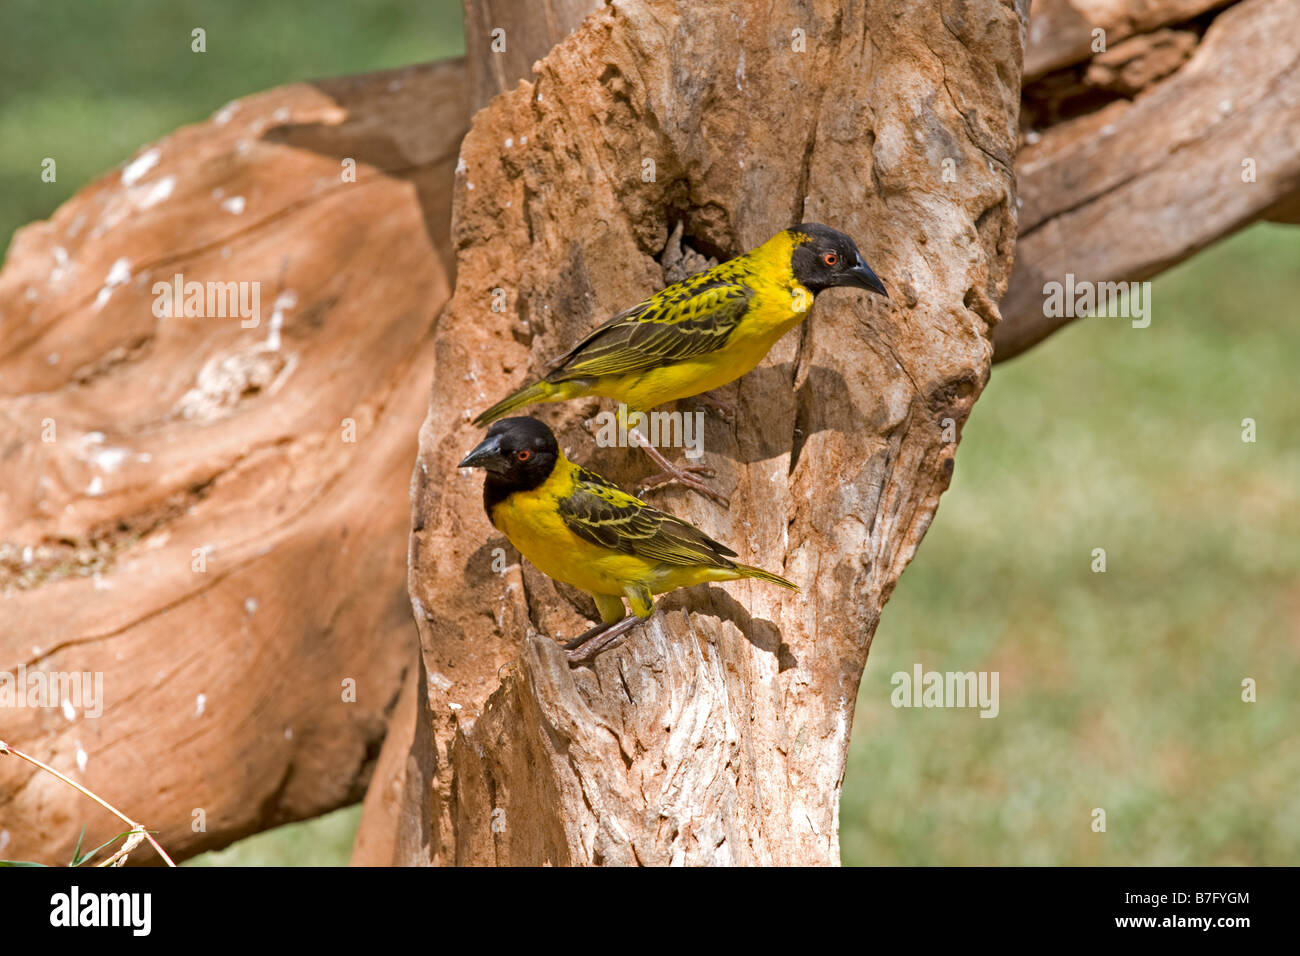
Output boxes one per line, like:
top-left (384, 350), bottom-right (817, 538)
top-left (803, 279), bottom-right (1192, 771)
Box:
top-left (3, 0), bottom-right (1295, 867)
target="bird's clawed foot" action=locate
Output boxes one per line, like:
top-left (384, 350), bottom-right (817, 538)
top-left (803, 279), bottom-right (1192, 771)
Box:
top-left (636, 463), bottom-right (729, 506)
top-left (564, 615), bottom-right (643, 665)
top-left (628, 426), bottom-right (729, 506)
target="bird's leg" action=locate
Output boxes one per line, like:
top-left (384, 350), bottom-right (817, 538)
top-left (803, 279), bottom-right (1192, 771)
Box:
top-left (695, 390), bottom-right (735, 423)
top-left (630, 427), bottom-right (729, 506)
top-left (564, 614), bottom-right (644, 665)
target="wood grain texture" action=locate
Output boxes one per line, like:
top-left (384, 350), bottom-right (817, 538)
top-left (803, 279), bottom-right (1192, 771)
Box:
top-left (0, 61), bottom-right (468, 863)
top-left (405, 0), bottom-right (1024, 865)
top-left (1023, 0), bottom-right (1232, 80)
top-left (999, 0), bottom-right (1300, 359)
top-left (461, 0), bottom-right (604, 110)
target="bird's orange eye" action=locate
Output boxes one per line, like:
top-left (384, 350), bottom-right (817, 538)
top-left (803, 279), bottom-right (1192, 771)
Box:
top-left (823, 252), bottom-right (838, 267)
top-left (516, 449), bottom-right (531, 462)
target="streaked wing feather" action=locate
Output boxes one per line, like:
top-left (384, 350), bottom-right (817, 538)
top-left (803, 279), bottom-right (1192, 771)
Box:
top-left (559, 468), bottom-right (737, 568)
top-left (545, 274), bottom-right (753, 381)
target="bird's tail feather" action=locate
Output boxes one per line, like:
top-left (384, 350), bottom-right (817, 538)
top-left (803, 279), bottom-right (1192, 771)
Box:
top-left (472, 381), bottom-right (556, 427)
top-left (734, 563), bottom-right (798, 591)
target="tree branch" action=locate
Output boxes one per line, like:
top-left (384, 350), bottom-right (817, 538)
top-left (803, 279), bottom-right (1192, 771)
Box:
top-left (995, 0), bottom-right (1300, 360)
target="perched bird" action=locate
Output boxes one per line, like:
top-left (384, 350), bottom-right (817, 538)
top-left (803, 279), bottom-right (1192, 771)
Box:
top-left (472, 223), bottom-right (887, 504)
top-left (459, 416), bottom-right (797, 662)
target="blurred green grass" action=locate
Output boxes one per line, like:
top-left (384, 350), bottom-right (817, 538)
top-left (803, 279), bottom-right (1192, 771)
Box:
top-left (186, 806), bottom-right (362, 867)
top-left (0, 0), bottom-right (462, 257)
top-left (5, 2), bottom-right (1296, 867)
top-left (842, 225), bottom-right (1300, 865)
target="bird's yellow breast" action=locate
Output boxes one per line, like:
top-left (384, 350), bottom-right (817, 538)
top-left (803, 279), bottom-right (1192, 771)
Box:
top-left (489, 464), bottom-right (653, 598)
top-left (489, 461), bottom-right (732, 599)
top-left (597, 234), bottom-right (811, 411)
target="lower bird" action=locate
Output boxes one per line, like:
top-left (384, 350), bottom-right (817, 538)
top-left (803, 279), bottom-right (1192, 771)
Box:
top-left (472, 223), bottom-right (888, 504)
top-left (459, 416), bottom-right (797, 662)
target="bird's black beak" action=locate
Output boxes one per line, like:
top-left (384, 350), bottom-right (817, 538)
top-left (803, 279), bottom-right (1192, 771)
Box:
top-left (846, 253), bottom-right (888, 297)
top-left (459, 433), bottom-right (508, 473)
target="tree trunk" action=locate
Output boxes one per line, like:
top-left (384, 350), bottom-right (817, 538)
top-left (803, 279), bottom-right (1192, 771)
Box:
top-left (404, 0), bottom-right (1023, 865)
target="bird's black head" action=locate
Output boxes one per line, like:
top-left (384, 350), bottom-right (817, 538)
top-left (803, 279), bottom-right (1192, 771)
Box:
top-left (788, 223), bottom-right (888, 297)
top-left (459, 416), bottom-right (560, 500)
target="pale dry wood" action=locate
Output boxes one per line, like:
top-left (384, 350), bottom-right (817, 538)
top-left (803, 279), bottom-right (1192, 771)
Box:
top-left (404, 0), bottom-right (1024, 865)
top-left (461, 0), bottom-right (604, 110)
top-left (0, 739), bottom-right (174, 866)
top-left (350, 2), bottom-right (605, 866)
top-left (1083, 28), bottom-right (1198, 95)
top-left (0, 61), bottom-right (468, 863)
top-left (5, 0), bottom-right (1289, 867)
top-left (350, 664), bottom-right (422, 866)
top-left (998, 0), bottom-right (1300, 359)
top-left (1023, 0), bottom-right (1232, 80)
top-left (360, 0), bottom-right (1298, 857)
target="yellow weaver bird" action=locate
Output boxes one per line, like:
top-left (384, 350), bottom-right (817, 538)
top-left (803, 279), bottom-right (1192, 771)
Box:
top-left (459, 417), bottom-right (797, 662)
top-left (472, 223), bottom-right (887, 504)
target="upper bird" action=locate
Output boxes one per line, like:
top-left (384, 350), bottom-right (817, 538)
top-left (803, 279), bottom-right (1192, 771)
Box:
top-left (472, 223), bottom-right (887, 503)
top-left (459, 416), bottom-right (797, 663)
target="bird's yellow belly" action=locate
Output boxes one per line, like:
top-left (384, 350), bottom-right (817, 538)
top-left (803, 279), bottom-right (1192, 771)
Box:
top-left (490, 493), bottom-right (725, 599)
top-left (596, 307), bottom-right (804, 411)
top-left (491, 494), bottom-right (652, 598)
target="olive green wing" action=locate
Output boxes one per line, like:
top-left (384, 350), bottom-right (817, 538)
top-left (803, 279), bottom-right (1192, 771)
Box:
top-left (544, 271), bottom-right (755, 382)
top-left (558, 467), bottom-right (738, 568)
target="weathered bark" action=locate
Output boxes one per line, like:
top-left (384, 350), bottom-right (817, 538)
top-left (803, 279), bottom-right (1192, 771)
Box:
top-left (350, 1), bottom-right (605, 866)
top-left (4, 0), bottom-right (1290, 867)
top-left (461, 0), bottom-right (603, 110)
top-left (1023, 0), bottom-right (1231, 81)
top-left (405, 0), bottom-right (1023, 865)
top-left (0, 61), bottom-right (468, 863)
top-left (350, 662), bottom-right (422, 866)
top-left (996, 0), bottom-right (1300, 359)
top-left (356, 0), bottom-right (1298, 859)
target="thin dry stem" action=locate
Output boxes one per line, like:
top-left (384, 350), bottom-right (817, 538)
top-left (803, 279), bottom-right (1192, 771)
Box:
top-left (97, 828), bottom-right (146, 867)
top-left (0, 739), bottom-right (176, 867)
